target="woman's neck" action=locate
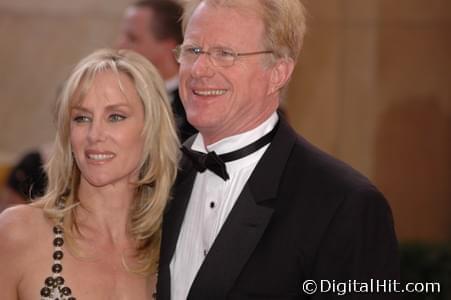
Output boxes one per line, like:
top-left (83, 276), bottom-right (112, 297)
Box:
top-left (74, 179), bottom-right (136, 248)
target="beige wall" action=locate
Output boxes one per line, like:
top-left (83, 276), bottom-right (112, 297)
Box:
top-left (287, 0), bottom-right (451, 241)
top-left (0, 0), bottom-right (449, 241)
top-left (0, 0), bottom-right (132, 163)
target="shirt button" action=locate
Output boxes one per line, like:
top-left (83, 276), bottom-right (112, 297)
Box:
top-left (210, 202), bottom-right (215, 208)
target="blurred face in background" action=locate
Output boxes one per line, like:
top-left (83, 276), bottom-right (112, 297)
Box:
top-left (116, 6), bottom-right (167, 67)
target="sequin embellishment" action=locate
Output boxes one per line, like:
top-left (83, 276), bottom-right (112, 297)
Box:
top-left (39, 222), bottom-right (76, 300)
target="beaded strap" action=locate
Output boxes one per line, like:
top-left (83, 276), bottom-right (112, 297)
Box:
top-left (39, 219), bottom-right (76, 299)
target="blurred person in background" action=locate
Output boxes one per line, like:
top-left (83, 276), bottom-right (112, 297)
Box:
top-left (0, 49), bottom-right (179, 299)
top-left (0, 144), bottom-right (50, 212)
top-left (117, 0), bottom-right (197, 141)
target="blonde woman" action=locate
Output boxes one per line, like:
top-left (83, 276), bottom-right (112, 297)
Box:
top-left (0, 49), bottom-right (179, 299)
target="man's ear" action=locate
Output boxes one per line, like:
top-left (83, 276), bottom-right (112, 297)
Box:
top-left (267, 57), bottom-right (295, 95)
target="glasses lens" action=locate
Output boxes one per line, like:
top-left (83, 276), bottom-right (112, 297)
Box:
top-left (174, 46), bottom-right (239, 67)
top-left (175, 46), bottom-right (199, 64)
top-left (211, 48), bottom-right (235, 67)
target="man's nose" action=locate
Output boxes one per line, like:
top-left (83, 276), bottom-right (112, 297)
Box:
top-left (190, 53), bottom-right (214, 78)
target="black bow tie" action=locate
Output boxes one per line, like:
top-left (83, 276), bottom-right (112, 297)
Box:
top-left (181, 123), bottom-right (278, 180)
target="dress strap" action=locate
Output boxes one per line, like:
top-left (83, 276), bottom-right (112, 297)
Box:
top-left (39, 221), bottom-right (76, 300)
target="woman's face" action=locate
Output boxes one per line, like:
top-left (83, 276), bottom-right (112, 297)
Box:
top-left (70, 70), bottom-right (146, 189)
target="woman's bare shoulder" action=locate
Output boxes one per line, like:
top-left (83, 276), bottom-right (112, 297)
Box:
top-left (0, 205), bottom-right (51, 298)
top-left (0, 204), bottom-right (48, 247)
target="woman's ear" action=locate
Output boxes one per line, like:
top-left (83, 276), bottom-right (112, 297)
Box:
top-left (267, 57), bottom-right (295, 96)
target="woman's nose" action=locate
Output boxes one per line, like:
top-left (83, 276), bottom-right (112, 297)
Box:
top-left (87, 119), bottom-right (107, 143)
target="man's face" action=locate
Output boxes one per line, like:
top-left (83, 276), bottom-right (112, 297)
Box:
top-left (179, 2), bottom-right (279, 144)
top-left (116, 7), bottom-right (166, 66)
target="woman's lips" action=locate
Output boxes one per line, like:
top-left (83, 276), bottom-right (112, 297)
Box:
top-left (85, 150), bottom-right (116, 161)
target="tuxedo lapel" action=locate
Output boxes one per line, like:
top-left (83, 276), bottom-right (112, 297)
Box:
top-left (187, 118), bottom-right (298, 299)
top-left (187, 185), bottom-right (273, 299)
top-left (158, 157), bottom-right (197, 300)
top-left (161, 135), bottom-right (199, 264)
top-left (161, 166), bottom-right (197, 264)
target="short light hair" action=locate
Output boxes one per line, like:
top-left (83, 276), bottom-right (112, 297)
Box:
top-left (181, 0), bottom-right (307, 62)
top-left (34, 49), bottom-right (180, 275)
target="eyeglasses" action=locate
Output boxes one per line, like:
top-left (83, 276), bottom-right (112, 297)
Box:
top-left (173, 45), bottom-right (273, 67)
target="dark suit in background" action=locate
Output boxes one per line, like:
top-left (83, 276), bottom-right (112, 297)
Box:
top-left (169, 89), bottom-right (197, 142)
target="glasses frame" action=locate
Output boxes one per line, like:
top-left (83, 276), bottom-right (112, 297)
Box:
top-left (173, 45), bottom-right (273, 67)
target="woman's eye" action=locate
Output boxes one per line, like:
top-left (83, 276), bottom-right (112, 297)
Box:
top-left (73, 116), bottom-right (90, 123)
top-left (109, 114), bottom-right (126, 122)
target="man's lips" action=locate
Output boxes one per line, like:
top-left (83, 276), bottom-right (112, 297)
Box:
top-left (192, 89), bottom-right (227, 96)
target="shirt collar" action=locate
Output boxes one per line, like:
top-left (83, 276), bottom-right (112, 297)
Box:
top-left (191, 112), bottom-right (279, 155)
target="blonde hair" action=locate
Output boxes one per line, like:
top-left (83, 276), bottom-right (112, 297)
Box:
top-left (33, 49), bottom-right (180, 274)
top-left (181, 0), bottom-right (307, 62)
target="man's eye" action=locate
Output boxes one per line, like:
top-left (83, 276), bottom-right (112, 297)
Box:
top-left (73, 116), bottom-right (90, 123)
top-left (109, 114), bottom-right (126, 122)
top-left (186, 47), bottom-right (202, 55)
top-left (215, 48), bottom-right (234, 57)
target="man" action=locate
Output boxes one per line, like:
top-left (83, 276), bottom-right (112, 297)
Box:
top-left (157, 0), bottom-right (400, 299)
top-left (116, 0), bottom-right (196, 141)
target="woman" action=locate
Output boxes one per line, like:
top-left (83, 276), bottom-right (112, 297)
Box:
top-left (0, 49), bottom-right (179, 299)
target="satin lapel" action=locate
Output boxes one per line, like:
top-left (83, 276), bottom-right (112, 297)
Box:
top-left (161, 167), bottom-right (197, 264)
top-left (187, 118), bottom-right (298, 299)
top-left (157, 158), bottom-right (197, 300)
top-left (161, 135), bottom-right (198, 265)
top-left (248, 118), bottom-right (298, 203)
top-left (187, 185), bottom-right (273, 300)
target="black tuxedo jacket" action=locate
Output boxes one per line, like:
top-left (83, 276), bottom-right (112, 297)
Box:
top-left (157, 118), bottom-right (399, 299)
top-left (170, 89), bottom-right (197, 142)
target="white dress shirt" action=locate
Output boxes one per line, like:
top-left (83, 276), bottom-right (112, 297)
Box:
top-left (170, 113), bottom-right (279, 300)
